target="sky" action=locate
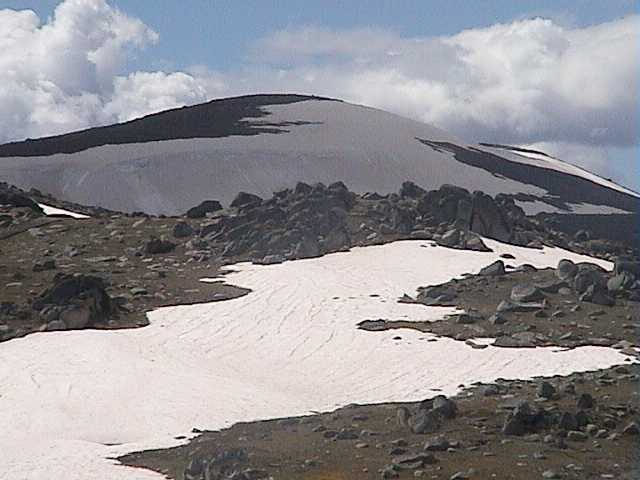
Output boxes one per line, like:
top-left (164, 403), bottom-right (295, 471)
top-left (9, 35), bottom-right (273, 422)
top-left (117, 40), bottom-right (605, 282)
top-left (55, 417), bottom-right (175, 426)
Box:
top-left (0, 0), bottom-right (638, 189)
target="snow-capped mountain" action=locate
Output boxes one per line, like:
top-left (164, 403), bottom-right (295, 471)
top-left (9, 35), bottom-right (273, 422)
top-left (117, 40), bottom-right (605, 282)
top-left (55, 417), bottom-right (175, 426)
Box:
top-left (0, 94), bottom-right (636, 215)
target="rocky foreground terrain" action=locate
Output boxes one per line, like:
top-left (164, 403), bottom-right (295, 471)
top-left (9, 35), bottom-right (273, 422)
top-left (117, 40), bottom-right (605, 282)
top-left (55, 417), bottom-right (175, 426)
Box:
top-left (1, 180), bottom-right (638, 479)
top-left (122, 363), bottom-right (639, 480)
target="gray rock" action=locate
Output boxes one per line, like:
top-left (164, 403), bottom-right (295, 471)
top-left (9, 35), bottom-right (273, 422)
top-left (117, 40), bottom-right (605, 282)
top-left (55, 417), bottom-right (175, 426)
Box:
top-left (145, 237), bottom-right (176, 254)
top-left (185, 200), bottom-right (222, 218)
top-left (184, 456), bottom-right (206, 480)
top-left (511, 284), bottom-right (544, 303)
top-left (424, 436), bottom-right (451, 451)
top-left (502, 401), bottom-right (545, 436)
top-left (451, 311), bottom-right (484, 324)
top-left (417, 286), bottom-right (457, 306)
top-left (456, 198), bottom-right (473, 226)
top-left (579, 284), bottom-right (614, 306)
top-left (335, 428), bottom-right (359, 440)
top-left (576, 393), bottom-right (594, 409)
top-left (63, 245), bottom-right (80, 257)
top-left (536, 382), bottom-right (556, 399)
top-left (542, 470), bottom-right (561, 479)
top-left (622, 421), bottom-right (639, 435)
top-left (558, 412), bottom-right (578, 431)
top-left (399, 181), bottom-right (427, 199)
top-left (470, 191), bottom-right (511, 242)
top-left (46, 319), bottom-right (67, 331)
top-left (607, 273), bottom-right (635, 293)
top-left (392, 452), bottom-right (437, 468)
top-left (173, 221), bottom-right (194, 238)
top-left (410, 409), bottom-right (442, 434)
top-left (614, 258), bottom-right (640, 276)
top-left (488, 313), bottom-right (507, 325)
top-left (573, 267), bottom-right (605, 294)
top-left (322, 227), bottom-right (350, 252)
top-left (259, 254), bottom-right (285, 265)
top-left (230, 191), bottom-right (262, 208)
top-left (432, 396), bottom-right (458, 419)
top-left (479, 260), bottom-right (505, 276)
top-left (497, 300), bottom-right (545, 313)
top-left (32, 259), bottom-right (56, 272)
top-left (439, 228), bottom-right (460, 247)
top-left (381, 466), bottom-right (399, 478)
top-left (59, 305), bottom-right (90, 329)
top-left (536, 279), bottom-right (568, 294)
top-left (294, 236), bottom-right (320, 258)
top-left (567, 430), bottom-right (587, 441)
top-left (464, 232), bottom-right (490, 251)
top-left (556, 259), bottom-right (577, 280)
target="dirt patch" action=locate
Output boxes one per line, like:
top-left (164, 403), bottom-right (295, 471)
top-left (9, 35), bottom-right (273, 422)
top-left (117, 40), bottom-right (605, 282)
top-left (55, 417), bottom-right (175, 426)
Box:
top-left (0, 214), bottom-right (248, 341)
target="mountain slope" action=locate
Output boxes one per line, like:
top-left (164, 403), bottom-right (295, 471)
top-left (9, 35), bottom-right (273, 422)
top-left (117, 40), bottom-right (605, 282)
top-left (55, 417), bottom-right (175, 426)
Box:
top-left (0, 94), bottom-right (636, 215)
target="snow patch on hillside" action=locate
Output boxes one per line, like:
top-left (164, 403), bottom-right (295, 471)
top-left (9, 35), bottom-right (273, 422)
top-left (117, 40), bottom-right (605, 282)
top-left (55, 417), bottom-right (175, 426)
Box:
top-left (38, 203), bottom-right (89, 218)
top-left (480, 145), bottom-right (639, 199)
top-left (0, 99), bottom-right (610, 215)
top-left (0, 240), bottom-right (631, 479)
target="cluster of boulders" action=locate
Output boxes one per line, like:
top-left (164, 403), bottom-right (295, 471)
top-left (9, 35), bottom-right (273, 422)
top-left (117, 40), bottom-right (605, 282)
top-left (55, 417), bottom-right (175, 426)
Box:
top-left (498, 376), bottom-right (639, 445)
top-left (0, 182), bottom-right (44, 228)
top-left (419, 256), bottom-right (638, 313)
top-left (184, 448), bottom-right (269, 480)
top-left (179, 181), bottom-right (358, 263)
top-left (397, 395), bottom-right (459, 434)
top-left (168, 180), bottom-right (637, 266)
top-left (498, 256), bottom-right (640, 313)
top-left (31, 274), bottom-right (121, 331)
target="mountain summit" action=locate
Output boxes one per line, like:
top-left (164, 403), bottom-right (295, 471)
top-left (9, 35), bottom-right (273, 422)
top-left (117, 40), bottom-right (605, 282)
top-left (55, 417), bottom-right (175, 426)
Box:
top-left (0, 94), bottom-right (636, 215)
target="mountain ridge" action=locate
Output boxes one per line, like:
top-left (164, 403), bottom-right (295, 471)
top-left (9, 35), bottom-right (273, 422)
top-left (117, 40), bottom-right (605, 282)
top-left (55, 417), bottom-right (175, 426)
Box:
top-left (0, 94), bottom-right (636, 216)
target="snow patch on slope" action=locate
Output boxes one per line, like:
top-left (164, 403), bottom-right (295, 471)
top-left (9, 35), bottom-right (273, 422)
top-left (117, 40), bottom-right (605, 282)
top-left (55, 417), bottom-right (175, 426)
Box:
top-left (0, 240), bottom-right (631, 479)
top-left (480, 145), bottom-right (639, 199)
top-left (38, 203), bottom-right (89, 218)
top-left (515, 199), bottom-right (631, 215)
top-left (0, 100), bottom-right (550, 214)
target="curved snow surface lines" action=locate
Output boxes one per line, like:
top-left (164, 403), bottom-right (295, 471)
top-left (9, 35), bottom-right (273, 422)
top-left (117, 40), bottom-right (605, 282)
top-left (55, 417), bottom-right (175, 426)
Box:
top-left (0, 240), bottom-right (631, 480)
top-left (480, 145), bottom-right (639, 199)
top-left (38, 203), bottom-right (89, 218)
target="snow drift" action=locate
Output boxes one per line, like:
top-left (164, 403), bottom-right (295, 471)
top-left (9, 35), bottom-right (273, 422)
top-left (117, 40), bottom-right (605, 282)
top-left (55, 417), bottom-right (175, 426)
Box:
top-left (0, 239), bottom-right (632, 479)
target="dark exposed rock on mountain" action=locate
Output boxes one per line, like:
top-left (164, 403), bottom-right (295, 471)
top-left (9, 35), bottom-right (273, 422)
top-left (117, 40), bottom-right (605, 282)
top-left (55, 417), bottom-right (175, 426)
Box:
top-left (421, 140), bottom-right (639, 214)
top-left (0, 94), bottom-right (331, 157)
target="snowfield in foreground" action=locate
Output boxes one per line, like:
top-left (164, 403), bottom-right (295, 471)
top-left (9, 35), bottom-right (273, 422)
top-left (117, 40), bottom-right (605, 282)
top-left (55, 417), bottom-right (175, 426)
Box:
top-left (0, 239), bottom-right (633, 479)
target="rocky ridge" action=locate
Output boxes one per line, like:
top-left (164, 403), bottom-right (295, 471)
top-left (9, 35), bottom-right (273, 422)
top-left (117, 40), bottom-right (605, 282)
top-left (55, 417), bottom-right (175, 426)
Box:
top-left (1, 180), bottom-right (637, 342)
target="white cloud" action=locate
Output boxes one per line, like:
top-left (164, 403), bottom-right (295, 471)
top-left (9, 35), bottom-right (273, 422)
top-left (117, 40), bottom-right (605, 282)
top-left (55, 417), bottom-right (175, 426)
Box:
top-left (104, 71), bottom-right (207, 122)
top-left (250, 17), bottom-right (639, 148)
top-left (0, 1), bottom-right (636, 188)
top-left (0, 0), bottom-right (217, 141)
